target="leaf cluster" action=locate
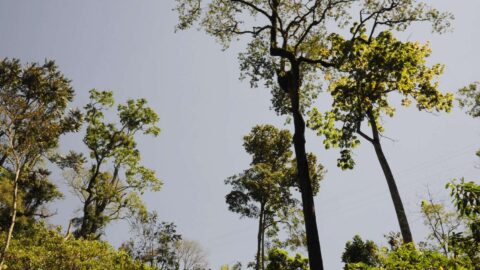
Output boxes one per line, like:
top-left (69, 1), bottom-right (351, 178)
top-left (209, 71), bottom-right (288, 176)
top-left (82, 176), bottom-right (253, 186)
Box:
top-left (458, 82), bottom-right (480, 118)
top-left (265, 248), bottom-right (309, 270)
top-left (308, 31), bottom-right (453, 169)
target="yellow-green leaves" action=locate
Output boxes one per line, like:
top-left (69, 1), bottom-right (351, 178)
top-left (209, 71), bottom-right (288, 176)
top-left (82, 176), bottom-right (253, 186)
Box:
top-left (2, 222), bottom-right (152, 270)
top-left (266, 248), bottom-right (309, 270)
top-left (308, 31), bottom-right (453, 170)
top-left (226, 124), bottom-right (324, 249)
top-left (62, 90), bottom-right (162, 238)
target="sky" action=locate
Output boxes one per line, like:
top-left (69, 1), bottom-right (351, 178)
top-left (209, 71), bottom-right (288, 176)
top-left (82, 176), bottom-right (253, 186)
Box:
top-left (0, 0), bottom-right (479, 269)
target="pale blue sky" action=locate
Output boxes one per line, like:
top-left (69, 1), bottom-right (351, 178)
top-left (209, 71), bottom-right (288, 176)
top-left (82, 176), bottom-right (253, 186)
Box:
top-left (0, 1), bottom-right (479, 269)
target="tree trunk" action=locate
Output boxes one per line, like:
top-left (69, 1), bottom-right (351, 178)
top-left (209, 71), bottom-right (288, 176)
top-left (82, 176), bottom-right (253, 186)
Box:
top-left (78, 161), bottom-right (103, 238)
top-left (0, 168), bottom-right (20, 267)
top-left (261, 210), bottom-right (265, 270)
top-left (78, 204), bottom-right (94, 238)
top-left (256, 203), bottom-right (264, 270)
top-left (292, 109), bottom-right (324, 269)
top-left (368, 114), bottom-right (413, 243)
top-left (286, 70), bottom-right (324, 270)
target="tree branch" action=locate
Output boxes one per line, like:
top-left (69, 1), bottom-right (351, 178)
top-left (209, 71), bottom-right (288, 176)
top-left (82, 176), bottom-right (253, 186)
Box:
top-left (230, 0), bottom-right (271, 19)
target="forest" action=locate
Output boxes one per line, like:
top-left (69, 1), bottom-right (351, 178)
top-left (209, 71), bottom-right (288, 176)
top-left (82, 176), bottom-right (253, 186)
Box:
top-left (0, 0), bottom-right (479, 269)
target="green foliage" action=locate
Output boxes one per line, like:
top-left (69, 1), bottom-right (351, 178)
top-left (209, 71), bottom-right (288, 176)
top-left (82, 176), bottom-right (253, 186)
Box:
top-left (1, 222), bottom-right (152, 270)
top-left (458, 82), bottom-right (480, 118)
top-left (122, 212), bottom-right (181, 270)
top-left (265, 249), bottom-right (308, 270)
top-left (0, 58), bottom-right (81, 265)
top-left (344, 242), bottom-right (473, 270)
top-left (446, 179), bottom-right (480, 267)
top-left (0, 58), bottom-right (80, 210)
top-left (376, 243), bottom-right (470, 270)
top-left (225, 124), bottom-right (323, 245)
top-left (56, 89), bottom-right (162, 238)
top-left (344, 181), bottom-right (480, 270)
top-left (226, 125), bottom-right (323, 218)
top-left (308, 31), bottom-right (453, 169)
top-left (226, 125), bottom-right (323, 268)
top-left (175, 0), bottom-right (451, 116)
top-left (0, 168), bottom-right (62, 230)
top-left (447, 179), bottom-right (480, 219)
top-left (243, 125), bottom-right (293, 167)
top-left (342, 235), bottom-right (381, 268)
top-left (0, 58), bottom-right (82, 168)
top-left (175, 2), bottom-right (452, 268)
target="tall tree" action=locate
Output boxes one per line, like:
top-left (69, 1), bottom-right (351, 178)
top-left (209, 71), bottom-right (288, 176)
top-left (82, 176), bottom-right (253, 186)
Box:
top-left (0, 58), bottom-right (81, 267)
top-left (225, 125), bottom-right (322, 270)
top-left (56, 89), bottom-right (162, 239)
top-left (175, 1), bottom-right (450, 268)
top-left (308, 30), bottom-right (453, 243)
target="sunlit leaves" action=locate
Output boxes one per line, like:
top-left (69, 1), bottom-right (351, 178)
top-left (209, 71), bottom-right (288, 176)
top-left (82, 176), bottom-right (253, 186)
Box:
top-left (225, 124), bottom-right (323, 250)
top-left (308, 31), bottom-right (453, 169)
top-left (0, 58), bottom-right (80, 166)
top-left (266, 248), bottom-right (309, 270)
top-left (58, 90), bottom-right (162, 238)
top-left (1, 222), bottom-right (152, 270)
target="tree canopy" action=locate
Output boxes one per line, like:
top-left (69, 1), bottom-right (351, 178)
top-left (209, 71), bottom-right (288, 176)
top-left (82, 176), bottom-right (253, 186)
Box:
top-left (56, 89), bottom-right (162, 238)
top-left (308, 30), bottom-right (453, 169)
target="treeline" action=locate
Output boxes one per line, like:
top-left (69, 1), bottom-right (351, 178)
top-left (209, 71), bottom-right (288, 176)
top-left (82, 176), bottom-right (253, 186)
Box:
top-left (0, 59), bottom-right (208, 270)
top-left (1, 0), bottom-right (480, 269)
top-left (1, 55), bottom-right (476, 270)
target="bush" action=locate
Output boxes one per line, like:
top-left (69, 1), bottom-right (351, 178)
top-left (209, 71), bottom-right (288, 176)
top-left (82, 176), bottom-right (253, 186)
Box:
top-left (1, 222), bottom-right (152, 270)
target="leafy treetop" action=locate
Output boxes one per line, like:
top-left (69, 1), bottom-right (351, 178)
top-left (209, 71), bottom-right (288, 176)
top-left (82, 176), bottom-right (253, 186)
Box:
top-left (308, 30), bottom-right (453, 169)
top-left (175, 0), bottom-right (452, 115)
top-left (56, 89), bottom-right (161, 238)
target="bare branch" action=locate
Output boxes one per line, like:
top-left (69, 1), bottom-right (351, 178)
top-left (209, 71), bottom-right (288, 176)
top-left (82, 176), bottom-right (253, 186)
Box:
top-left (357, 128), bottom-right (373, 143)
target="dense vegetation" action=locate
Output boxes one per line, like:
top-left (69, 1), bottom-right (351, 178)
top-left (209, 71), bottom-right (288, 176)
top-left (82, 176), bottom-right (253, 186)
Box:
top-left (0, 0), bottom-right (478, 269)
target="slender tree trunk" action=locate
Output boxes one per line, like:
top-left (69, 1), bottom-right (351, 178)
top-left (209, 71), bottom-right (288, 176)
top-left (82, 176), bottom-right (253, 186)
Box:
top-left (292, 109), bottom-right (324, 269)
top-left (285, 68), bottom-right (323, 270)
top-left (0, 168), bottom-right (20, 267)
top-left (256, 203), bottom-right (264, 270)
top-left (261, 211), bottom-right (265, 270)
top-left (368, 114), bottom-right (413, 243)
